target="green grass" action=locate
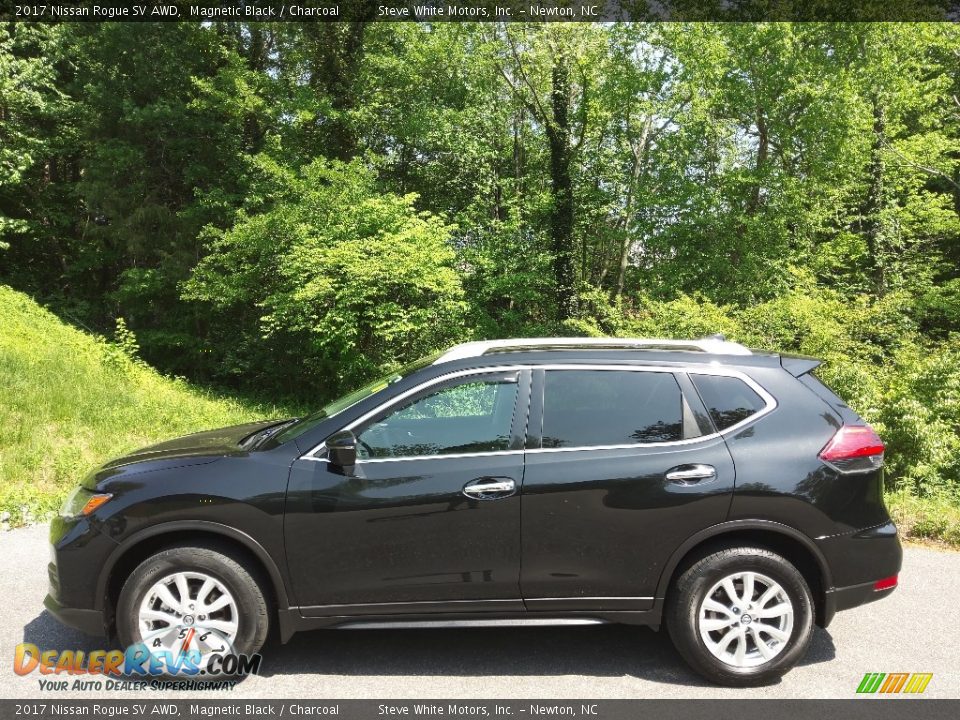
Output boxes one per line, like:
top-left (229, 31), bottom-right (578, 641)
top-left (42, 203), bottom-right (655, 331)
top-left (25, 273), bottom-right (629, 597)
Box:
top-left (2, 284), bottom-right (959, 548)
top-left (0, 285), bottom-right (288, 524)
top-left (887, 491), bottom-right (960, 548)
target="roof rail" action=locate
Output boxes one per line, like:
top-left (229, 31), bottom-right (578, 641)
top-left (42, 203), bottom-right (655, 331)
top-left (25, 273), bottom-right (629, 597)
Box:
top-left (433, 336), bottom-right (752, 364)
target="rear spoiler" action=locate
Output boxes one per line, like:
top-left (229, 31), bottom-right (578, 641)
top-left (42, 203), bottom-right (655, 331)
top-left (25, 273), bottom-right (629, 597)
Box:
top-left (780, 353), bottom-right (822, 377)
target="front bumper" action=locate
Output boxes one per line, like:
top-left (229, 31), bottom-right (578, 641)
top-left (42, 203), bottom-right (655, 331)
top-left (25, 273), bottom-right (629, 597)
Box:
top-left (43, 592), bottom-right (105, 637)
top-left (46, 514), bottom-right (115, 638)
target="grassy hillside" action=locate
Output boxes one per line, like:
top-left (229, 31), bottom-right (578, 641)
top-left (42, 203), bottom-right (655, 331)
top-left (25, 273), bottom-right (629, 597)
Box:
top-left (2, 284), bottom-right (957, 546)
top-left (0, 285), bottom-right (287, 524)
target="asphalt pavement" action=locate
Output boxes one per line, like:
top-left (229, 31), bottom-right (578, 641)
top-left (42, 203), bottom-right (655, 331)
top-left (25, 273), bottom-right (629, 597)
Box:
top-left (1, 525), bottom-right (956, 699)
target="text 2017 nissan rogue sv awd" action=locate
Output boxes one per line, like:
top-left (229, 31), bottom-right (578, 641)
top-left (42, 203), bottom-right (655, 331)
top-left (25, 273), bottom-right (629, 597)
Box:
top-left (46, 336), bottom-right (901, 686)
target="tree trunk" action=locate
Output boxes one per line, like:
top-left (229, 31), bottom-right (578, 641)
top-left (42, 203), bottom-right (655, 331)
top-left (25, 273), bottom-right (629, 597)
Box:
top-left (614, 116), bottom-right (651, 298)
top-left (303, 5), bottom-right (374, 161)
top-left (549, 51), bottom-right (575, 322)
top-left (747, 107), bottom-right (768, 215)
top-left (241, 25), bottom-right (269, 154)
top-left (863, 95), bottom-right (888, 294)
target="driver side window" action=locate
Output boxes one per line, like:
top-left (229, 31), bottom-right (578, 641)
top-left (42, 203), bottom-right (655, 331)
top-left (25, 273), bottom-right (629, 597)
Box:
top-left (356, 375), bottom-right (519, 460)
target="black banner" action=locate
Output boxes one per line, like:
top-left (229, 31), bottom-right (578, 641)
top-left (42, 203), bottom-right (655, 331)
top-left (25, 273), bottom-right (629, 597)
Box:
top-left (2, 0), bottom-right (959, 23)
top-left (1, 702), bottom-right (960, 720)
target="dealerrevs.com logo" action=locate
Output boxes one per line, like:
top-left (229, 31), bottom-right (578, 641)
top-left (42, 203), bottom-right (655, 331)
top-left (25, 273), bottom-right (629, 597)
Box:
top-left (14, 642), bottom-right (262, 691)
top-left (856, 672), bottom-right (933, 695)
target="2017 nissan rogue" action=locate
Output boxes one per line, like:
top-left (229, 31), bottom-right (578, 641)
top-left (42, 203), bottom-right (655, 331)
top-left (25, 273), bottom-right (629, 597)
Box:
top-left (46, 336), bottom-right (902, 686)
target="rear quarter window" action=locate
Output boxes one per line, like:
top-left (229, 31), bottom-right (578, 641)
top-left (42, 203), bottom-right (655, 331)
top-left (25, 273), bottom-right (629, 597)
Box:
top-left (690, 374), bottom-right (767, 431)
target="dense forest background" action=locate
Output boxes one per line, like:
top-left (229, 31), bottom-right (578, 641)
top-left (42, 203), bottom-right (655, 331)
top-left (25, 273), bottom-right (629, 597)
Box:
top-left (2, 21), bottom-right (960, 538)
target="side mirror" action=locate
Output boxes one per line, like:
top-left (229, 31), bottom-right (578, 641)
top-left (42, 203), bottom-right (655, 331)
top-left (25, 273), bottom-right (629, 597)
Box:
top-left (326, 430), bottom-right (357, 467)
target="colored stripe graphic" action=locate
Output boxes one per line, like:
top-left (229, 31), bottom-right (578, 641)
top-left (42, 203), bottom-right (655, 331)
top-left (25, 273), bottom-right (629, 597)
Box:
top-left (856, 672), bottom-right (933, 694)
top-left (880, 673), bottom-right (909, 693)
top-left (903, 673), bottom-right (933, 694)
top-left (857, 673), bottom-right (885, 693)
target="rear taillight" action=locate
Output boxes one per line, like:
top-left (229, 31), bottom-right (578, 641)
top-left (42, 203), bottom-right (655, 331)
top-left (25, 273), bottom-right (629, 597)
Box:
top-left (818, 425), bottom-right (885, 474)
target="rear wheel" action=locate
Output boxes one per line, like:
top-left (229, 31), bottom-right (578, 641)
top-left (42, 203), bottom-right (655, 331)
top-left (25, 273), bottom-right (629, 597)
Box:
top-left (666, 546), bottom-right (814, 686)
top-left (116, 545), bottom-right (269, 674)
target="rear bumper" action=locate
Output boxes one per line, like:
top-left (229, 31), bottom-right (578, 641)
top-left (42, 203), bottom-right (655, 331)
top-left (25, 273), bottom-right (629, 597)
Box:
top-left (817, 520), bottom-right (902, 627)
top-left (822, 579), bottom-right (897, 627)
top-left (43, 593), bottom-right (105, 637)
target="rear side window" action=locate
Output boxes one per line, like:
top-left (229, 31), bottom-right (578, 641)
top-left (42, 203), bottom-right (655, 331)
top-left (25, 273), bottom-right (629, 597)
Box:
top-left (542, 370), bottom-right (682, 447)
top-left (690, 374), bottom-right (766, 431)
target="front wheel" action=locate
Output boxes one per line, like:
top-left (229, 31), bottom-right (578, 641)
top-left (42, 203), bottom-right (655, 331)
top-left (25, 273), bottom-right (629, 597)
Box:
top-left (666, 546), bottom-right (814, 686)
top-left (116, 545), bottom-right (269, 674)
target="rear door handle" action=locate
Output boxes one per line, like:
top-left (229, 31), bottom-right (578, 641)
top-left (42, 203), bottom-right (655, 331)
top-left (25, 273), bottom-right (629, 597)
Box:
top-left (665, 464), bottom-right (717, 484)
top-left (463, 477), bottom-right (516, 500)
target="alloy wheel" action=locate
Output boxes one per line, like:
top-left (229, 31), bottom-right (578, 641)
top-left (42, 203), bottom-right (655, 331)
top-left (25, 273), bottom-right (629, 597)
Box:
top-left (138, 571), bottom-right (239, 660)
top-left (698, 571), bottom-right (794, 668)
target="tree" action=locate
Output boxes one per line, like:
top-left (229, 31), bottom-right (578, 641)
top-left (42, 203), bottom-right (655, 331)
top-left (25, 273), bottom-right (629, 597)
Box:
top-left (0, 24), bottom-right (68, 250)
top-left (271, 2), bottom-right (377, 164)
top-left (183, 158), bottom-right (468, 398)
top-left (491, 25), bottom-right (603, 322)
top-left (59, 23), bottom-right (266, 375)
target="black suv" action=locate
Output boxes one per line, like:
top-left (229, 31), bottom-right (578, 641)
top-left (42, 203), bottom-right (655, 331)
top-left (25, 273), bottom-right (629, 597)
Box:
top-left (47, 337), bottom-right (901, 686)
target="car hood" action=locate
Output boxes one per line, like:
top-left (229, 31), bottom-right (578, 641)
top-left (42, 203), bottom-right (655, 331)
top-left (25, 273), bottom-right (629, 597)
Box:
top-left (83, 420), bottom-right (290, 487)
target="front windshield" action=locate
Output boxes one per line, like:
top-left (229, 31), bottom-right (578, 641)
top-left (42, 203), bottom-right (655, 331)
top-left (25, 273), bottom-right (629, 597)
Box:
top-left (272, 352), bottom-right (442, 444)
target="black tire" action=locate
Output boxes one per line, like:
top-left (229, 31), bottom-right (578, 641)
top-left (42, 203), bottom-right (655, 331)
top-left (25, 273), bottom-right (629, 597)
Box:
top-left (665, 546), bottom-right (814, 687)
top-left (116, 544), bottom-right (269, 673)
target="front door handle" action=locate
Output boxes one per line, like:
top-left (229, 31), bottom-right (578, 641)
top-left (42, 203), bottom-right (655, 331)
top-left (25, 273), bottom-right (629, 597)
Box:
top-left (463, 477), bottom-right (516, 500)
top-left (665, 464), bottom-right (717, 485)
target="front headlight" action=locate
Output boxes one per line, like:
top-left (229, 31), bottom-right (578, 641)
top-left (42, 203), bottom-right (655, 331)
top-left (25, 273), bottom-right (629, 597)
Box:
top-left (59, 486), bottom-right (113, 518)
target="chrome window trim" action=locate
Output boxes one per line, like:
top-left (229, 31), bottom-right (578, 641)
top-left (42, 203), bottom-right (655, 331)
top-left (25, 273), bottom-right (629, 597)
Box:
top-left (301, 363), bottom-right (776, 462)
top-left (302, 448), bottom-right (526, 464)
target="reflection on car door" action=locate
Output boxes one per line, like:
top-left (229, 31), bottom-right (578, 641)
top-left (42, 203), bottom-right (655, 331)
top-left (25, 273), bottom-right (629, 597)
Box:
top-left (285, 369), bottom-right (531, 615)
top-left (520, 367), bottom-right (736, 611)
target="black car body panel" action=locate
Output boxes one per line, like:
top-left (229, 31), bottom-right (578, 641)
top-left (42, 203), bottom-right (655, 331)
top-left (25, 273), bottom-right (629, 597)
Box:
top-left (286, 452), bottom-right (526, 611)
top-left (87, 420), bottom-right (286, 479)
top-left (45, 339), bottom-right (901, 644)
top-left (520, 434), bottom-right (736, 608)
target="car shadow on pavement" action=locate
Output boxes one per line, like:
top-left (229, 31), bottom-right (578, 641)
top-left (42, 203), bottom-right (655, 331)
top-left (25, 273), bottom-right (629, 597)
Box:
top-left (258, 624), bottom-right (837, 688)
top-left (23, 611), bottom-right (120, 653)
top-left (22, 613), bottom-right (837, 689)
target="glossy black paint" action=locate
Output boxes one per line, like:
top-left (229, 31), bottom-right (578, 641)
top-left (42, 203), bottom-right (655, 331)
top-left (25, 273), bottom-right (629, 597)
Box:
top-left (521, 442), bottom-right (736, 607)
top-left (45, 346), bottom-right (902, 641)
top-left (286, 451), bottom-right (525, 611)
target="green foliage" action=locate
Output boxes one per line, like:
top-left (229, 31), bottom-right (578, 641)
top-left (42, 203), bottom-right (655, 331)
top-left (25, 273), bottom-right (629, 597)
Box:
top-left (184, 158), bottom-right (468, 397)
top-left (460, 223), bottom-right (558, 339)
top-left (876, 343), bottom-right (960, 499)
top-left (2, 22), bottom-right (960, 541)
top-left (917, 278), bottom-right (960, 336)
top-left (102, 316), bottom-right (146, 372)
top-left (0, 285), bottom-right (286, 524)
top-left (887, 491), bottom-right (960, 547)
top-left (0, 24), bottom-right (69, 249)
top-left (570, 282), bottom-right (960, 514)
